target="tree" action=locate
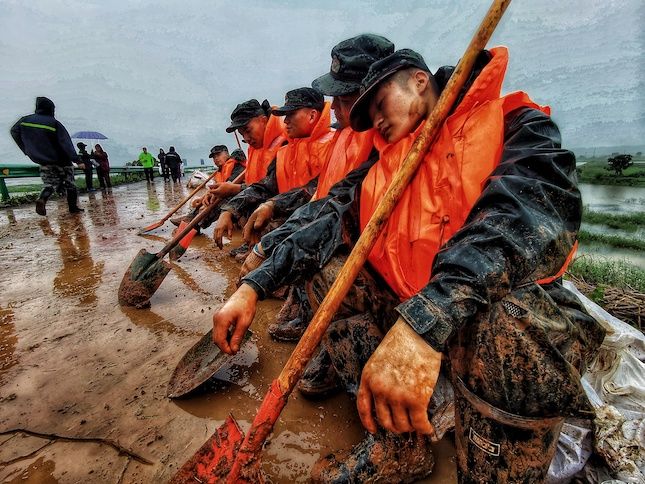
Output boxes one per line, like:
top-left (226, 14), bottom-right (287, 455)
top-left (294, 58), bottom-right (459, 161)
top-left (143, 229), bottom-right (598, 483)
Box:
top-left (607, 154), bottom-right (633, 176)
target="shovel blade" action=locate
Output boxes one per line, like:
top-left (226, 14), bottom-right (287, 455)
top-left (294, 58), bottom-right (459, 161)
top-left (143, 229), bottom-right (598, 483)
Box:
top-left (170, 415), bottom-right (246, 484)
top-left (118, 249), bottom-right (171, 308)
top-left (138, 220), bottom-right (165, 235)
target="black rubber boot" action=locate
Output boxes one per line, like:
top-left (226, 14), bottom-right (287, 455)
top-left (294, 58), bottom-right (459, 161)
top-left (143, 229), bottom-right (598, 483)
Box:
top-left (67, 186), bottom-right (84, 213)
top-left (297, 348), bottom-right (341, 399)
top-left (36, 187), bottom-right (54, 216)
top-left (453, 376), bottom-right (564, 484)
top-left (268, 286), bottom-right (312, 342)
top-left (311, 431), bottom-right (434, 483)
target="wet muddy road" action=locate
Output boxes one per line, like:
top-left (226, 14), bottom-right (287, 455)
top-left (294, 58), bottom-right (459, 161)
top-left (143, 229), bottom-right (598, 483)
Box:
top-left (0, 181), bottom-right (456, 483)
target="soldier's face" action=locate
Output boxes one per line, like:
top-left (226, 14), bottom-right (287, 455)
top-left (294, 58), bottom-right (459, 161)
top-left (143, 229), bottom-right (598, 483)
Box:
top-left (332, 93), bottom-right (360, 130)
top-left (239, 116), bottom-right (267, 149)
top-left (212, 152), bottom-right (228, 168)
top-left (368, 72), bottom-right (431, 144)
top-left (284, 108), bottom-right (317, 139)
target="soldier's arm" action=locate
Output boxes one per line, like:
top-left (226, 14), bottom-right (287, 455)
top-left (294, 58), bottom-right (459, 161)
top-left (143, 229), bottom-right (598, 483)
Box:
top-left (220, 158), bottom-right (279, 220)
top-left (397, 107), bottom-right (580, 351)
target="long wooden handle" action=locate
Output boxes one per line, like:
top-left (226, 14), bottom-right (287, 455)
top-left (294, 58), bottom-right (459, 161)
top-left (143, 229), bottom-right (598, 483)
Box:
top-left (157, 168), bottom-right (246, 258)
top-left (160, 171), bottom-right (217, 222)
top-left (277, 0), bottom-right (512, 392)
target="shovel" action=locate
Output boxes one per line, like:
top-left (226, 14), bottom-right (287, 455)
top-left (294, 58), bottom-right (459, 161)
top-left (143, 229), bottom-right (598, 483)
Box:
top-left (167, 169), bottom-right (247, 261)
top-left (171, 1), bottom-right (512, 481)
top-left (118, 202), bottom-right (220, 308)
top-left (138, 170), bottom-right (218, 234)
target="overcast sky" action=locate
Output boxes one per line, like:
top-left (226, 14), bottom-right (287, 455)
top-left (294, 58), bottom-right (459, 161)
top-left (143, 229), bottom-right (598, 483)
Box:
top-left (1, 0), bottom-right (643, 165)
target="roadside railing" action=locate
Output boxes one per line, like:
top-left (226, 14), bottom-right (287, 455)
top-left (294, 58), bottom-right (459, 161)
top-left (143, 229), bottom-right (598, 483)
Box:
top-left (0, 164), bottom-right (213, 201)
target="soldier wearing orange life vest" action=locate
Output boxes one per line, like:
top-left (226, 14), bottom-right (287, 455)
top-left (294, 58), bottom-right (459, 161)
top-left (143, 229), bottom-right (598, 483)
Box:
top-left (211, 46), bottom-right (605, 483)
top-left (213, 87), bottom-right (334, 256)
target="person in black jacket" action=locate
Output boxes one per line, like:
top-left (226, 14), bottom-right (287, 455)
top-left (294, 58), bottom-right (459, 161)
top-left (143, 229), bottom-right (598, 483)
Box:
top-left (10, 97), bottom-right (83, 215)
top-left (211, 49), bottom-right (606, 483)
top-left (165, 146), bottom-right (182, 183)
top-left (77, 142), bottom-right (95, 191)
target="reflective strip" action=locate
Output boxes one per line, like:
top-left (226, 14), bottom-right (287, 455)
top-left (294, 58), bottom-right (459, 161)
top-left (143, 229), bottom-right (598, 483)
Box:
top-left (20, 122), bottom-right (56, 132)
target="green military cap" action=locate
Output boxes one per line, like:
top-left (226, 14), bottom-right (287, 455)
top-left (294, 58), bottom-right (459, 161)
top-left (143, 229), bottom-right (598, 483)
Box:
top-left (271, 87), bottom-right (324, 116)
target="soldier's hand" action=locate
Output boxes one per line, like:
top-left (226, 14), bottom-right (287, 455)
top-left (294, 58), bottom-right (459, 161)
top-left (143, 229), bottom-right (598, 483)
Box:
top-left (357, 319), bottom-right (442, 437)
top-left (237, 244), bottom-right (266, 285)
top-left (210, 182), bottom-right (242, 198)
top-left (243, 201), bottom-right (274, 245)
top-left (212, 283), bottom-right (258, 355)
top-left (213, 211), bottom-right (234, 249)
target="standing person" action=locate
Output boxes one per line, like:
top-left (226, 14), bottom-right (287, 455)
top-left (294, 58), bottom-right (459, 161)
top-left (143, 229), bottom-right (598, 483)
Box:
top-left (77, 142), bottom-right (95, 191)
top-left (91, 144), bottom-right (111, 189)
top-left (10, 96), bottom-right (83, 215)
top-left (211, 48), bottom-right (606, 482)
top-left (138, 147), bottom-right (155, 182)
top-left (158, 148), bottom-right (169, 181)
top-left (165, 146), bottom-right (182, 183)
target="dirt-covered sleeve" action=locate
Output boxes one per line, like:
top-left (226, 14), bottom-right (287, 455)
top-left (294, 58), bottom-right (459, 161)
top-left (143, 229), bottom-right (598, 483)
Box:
top-left (220, 158), bottom-right (278, 220)
top-left (396, 107), bottom-right (581, 352)
top-left (269, 176), bottom-right (319, 218)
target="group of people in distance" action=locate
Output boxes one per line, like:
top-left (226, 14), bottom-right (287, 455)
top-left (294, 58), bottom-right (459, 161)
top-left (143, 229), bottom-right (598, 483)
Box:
top-left (181, 33), bottom-right (605, 483)
top-left (76, 141), bottom-right (111, 191)
top-left (139, 146), bottom-right (184, 183)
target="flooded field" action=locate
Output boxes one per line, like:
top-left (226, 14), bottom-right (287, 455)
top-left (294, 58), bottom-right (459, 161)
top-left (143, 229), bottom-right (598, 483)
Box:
top-left (0, 181), bottom-right (456, 483)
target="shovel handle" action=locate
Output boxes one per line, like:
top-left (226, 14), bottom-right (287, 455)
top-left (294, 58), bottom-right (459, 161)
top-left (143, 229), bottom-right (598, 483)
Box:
top-left (227, 0), bottom-right (513, 480)
top-left (160, 171), bottom-right (218, 223)
top-left (157, 168), bottom-right (247, 258)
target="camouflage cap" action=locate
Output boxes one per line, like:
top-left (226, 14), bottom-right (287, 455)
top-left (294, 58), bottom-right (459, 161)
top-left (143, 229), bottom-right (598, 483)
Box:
top-left (230, 148), bottom-right (247, 161)
top-left (271, 87), bottom-right (324, 116)
top-left (350, 49), bottom-right (430, 132)
top-left (312, 34), bottom-right (395, 97)
top-left (208, 145), bottom-right (228, 158)
top-left (226, 99), bottom-right (268, 133)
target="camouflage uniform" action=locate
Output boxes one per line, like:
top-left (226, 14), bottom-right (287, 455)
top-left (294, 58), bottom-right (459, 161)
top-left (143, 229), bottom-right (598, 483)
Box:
top-left (40, 165), bottom-right (76, 195)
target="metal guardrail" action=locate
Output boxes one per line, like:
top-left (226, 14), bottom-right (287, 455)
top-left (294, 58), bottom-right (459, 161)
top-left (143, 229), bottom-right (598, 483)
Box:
top-left (0, 164), bottom-right (213, 201)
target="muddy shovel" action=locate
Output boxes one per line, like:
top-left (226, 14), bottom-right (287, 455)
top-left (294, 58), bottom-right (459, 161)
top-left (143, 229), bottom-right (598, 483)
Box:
top-left (171, 1), bottom-right (512, 481)
top-left (138, 171), bottom-right (217, 234)
top-left (118, 202), bottom-right (220, 308)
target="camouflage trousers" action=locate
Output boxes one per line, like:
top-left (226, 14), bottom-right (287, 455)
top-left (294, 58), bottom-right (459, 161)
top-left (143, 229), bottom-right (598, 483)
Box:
top-left (40, 165), bottom-right (76, 194)
top-left (306, 256), bottom-right (605, 483)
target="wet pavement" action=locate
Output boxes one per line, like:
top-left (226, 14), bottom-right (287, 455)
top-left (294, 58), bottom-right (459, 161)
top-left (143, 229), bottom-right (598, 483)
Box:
top-left (0, 181), bottom-right (456, 483)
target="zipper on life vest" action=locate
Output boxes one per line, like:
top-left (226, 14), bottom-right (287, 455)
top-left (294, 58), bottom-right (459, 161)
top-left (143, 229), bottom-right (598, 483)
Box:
top-left (439, 215), bottom-right (450, 247)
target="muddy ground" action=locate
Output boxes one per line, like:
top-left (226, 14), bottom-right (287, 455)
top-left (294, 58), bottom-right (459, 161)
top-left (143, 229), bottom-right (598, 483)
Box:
top-left (0, 181), bottom-right (457, 483)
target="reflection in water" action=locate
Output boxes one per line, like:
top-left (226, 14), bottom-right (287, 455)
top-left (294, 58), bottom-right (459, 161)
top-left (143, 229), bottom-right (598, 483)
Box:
top-left (86, 190), bottom-right (120, 227)
top-left (146, 184), bottom-right (160, 211)
top-left (579, 183), bottom-right (645, 214)
top-left (0, 306), bottom-right (17, 385)
top-left (7, 456), bottom-right (58, 484)
top-left (40, 216), bottom-right (104, 306)
top-left (169, 262), bottom-right (211, 296)
top-left (5, 209), bottom-right (17, 225)
top-left (119, 306), bottom-right (198, 338)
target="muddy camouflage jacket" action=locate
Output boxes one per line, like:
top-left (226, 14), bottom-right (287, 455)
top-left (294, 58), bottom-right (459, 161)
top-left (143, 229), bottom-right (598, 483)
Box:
top-left (220, 158), bottom-right (319, 221)
top-left (243, 106), bottom-right (587, 351)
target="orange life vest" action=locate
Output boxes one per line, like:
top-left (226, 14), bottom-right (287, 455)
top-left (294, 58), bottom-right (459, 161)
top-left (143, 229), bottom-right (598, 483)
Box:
top-left (275, 102), bottom-right (335, 193)
top-left (360, 47), bottom-right (573, 300)
top-left (246, 113), bottom-right (287, 185)
top-left (313, 127), bottom-right (376, 200)
top-left (214, 157), bottom-right (244, 183)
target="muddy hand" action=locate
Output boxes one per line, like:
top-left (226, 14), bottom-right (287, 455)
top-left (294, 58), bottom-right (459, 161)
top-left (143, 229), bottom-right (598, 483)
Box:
top-left (237, 244), bottom-right (266, 286)
top-left (242, 201), bottom-right (274, 245)
top-left (212, 283), bottom-right (258, 355)
top-left (357, 319), bottom-right (442, 437)
top-left (209, 182), bottom-right (241, 198)
top-left (213, 211), bottom-right (234, 249)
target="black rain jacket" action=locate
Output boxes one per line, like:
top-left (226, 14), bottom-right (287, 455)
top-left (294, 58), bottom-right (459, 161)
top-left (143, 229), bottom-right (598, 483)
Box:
top-left (10, 97), bottom-right (78, 167)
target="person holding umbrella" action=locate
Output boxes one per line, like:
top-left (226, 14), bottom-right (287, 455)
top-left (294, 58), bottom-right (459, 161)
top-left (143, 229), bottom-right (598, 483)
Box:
top-left (10, 96), bottom-right (83, 215)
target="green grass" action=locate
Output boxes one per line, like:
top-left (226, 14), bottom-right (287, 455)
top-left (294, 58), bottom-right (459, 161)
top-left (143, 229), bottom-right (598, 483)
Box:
top-left (577, 159), bottom-right (645, 187)
top-left (582, 208), bottom-right (645, 232)
top-left (578, 230), bottom-right (645, 251)
top-left (567, 256), bottom-right (645, 292)
top-left (1, 173), bottom-right (146, 207)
